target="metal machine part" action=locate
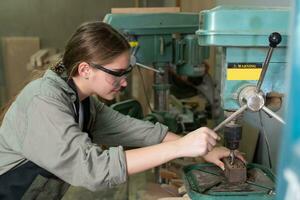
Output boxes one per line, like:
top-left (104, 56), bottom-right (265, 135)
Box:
top-left (213, 32), bottom-right (285, 168)
top-left (256, 32), bottom-right (282, 92)
top-left (213, 32), bottom-right (285, 131)
top-left (224, 123), bottom-right (243, 165)
top-left (131, 55), bottom-right (165, 74)
top-left (153, 63), bottom-right (170, 113)
top-left (197, 7), bottom-right (288, 111)
top-left (104, 12), bottom-right (207, 129)
top-left (265, 92), bottom-right (283, 112)
top-left (135, 62), bottom-right (163, 74)
top-left (238, 86), bottom-right (265, 112)
top-left (131, 55), bottom-right (171, 113)
top-left (175, 34), bottom-right (209, 77)
top-left (213, 105), bottom-right (247, 133)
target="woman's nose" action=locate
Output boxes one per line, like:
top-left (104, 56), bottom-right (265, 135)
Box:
top-left (120, 78), bottom-right (127, 87)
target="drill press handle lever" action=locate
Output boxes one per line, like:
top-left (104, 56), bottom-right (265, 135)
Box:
top-left (262, 106), bottom-right (286, 125)
top-left (269, 32), bottom-right (282, 48)
top-left (213, 105), bottom-right (247, 132)
top-left (256, 32), bottom-right (282, 92)
top-left (130, 55), bottom-right (164, 74)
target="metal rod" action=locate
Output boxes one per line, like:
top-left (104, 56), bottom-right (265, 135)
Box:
top-left (132, 46), bottom-right (139, 56)
top-left (256, 47), bottom-right (274, 92)
top-left (229, 150), bottom-right (235, 165)
top-left (213, 105), bottom-right (247, 132)
top-left (136, 62), bottom-right (163, 74)
top-left (262, 106), bottom-right (286, 125)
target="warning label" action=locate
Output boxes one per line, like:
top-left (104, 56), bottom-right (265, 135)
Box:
top-left (227, 62), bottom-right (262, 80)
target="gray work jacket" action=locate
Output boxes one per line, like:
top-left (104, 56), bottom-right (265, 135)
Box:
top-left (0, 70), bottom-right (168, 191)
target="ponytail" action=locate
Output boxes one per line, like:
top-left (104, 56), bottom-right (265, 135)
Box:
top-left (50, 61), bottom-right (66, 76)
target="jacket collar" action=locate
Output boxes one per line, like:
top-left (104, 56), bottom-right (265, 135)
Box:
top-left (43, 69), bottom-right (77, 97)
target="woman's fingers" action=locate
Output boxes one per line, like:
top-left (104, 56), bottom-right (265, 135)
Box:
top-left (207, 143), bottom-right (214, 152)
top-left (205, 134), bottom-right (217, 147)
top-left (203, 127), bottom-right (221, 141)
top-left (234, 150), bottom-right (247, 163)
top-left (214, 160), bottom-right (225, 171)
top-left (200, 128), bottom-right (220, 149)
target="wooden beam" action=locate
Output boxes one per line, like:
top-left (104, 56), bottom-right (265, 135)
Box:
top-left (223, 157), bottom-right (247, 183)
top-left (2, 37), bottom-right (40, 100)
top-left (111, 7), bottom-right (181, 14)
top-left (134, 0), bottom-right (139, 7)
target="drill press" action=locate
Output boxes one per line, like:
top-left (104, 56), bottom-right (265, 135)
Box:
top-left (181, 6), bottom-right (289, 199)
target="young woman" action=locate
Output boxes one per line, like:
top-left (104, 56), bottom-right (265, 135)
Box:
top-left (0, 21), bottom-right (243, 199)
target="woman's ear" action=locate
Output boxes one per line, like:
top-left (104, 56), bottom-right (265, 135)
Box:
top-left (77, 62), bottom-right (91, 79)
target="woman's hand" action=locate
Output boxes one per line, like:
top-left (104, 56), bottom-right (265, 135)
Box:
top-left (176, 127), bottom-right (220, 158)
top-left (202, 146), bottom-right (246, 170)
top-left (126, 127), bottom-right (219, 175)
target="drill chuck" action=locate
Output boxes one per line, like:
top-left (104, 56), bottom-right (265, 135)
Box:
top-left (224, 124), bottom-right (242, 150)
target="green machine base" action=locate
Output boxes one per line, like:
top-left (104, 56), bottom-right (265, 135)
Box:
top-left (183, 163), bottom-right (275, 200)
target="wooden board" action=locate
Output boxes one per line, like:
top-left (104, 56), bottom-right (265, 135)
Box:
top-left (111, 7), bottom-right (180, 14)
top-left (180, 0), bottom-right (214, 12)
top-left (131, 67), bottom-right (154, 115)
top-left (2, 37), bottom-right (40, 100)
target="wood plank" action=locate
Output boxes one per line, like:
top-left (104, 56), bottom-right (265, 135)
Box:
top-left (131, 67), bottom-right (154, 115)
top-left (111, 7), bottom-right (180, 14)
top-left (2, 37), bottom-right (40, 100)
top-left (180, 0), bottom-right (214, 12)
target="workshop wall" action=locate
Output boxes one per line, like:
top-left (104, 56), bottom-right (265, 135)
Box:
top-left (0, 0), bottom-right (166, 105)
top-left (0, 0), bottom-right (134, 49)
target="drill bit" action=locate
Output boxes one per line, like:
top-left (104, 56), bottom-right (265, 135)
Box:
top-left (229, 150), bottom-right (235, 165)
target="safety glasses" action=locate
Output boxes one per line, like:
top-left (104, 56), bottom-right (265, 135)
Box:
top-left (89, 63), bottom-right (133, 77)
top-left (89, 62), bottom-right (133, 89)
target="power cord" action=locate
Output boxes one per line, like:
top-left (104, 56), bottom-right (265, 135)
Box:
top-left (258, 111), bottom-right (273, 169)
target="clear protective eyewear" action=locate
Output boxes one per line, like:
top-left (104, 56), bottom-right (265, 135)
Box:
top-left (89, 60), bottom-right (134, 89)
